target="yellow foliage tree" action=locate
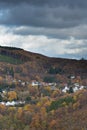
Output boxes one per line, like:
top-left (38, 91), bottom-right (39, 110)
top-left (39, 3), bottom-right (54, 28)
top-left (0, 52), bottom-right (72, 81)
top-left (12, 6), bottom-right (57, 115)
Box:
top-left (0, 104), bottom-right (6, 113)
top-left (73, 102), bottom-right (80, 110)
top-left (49, 119), bottom-right (57, 129)
top-left (17, 107), bottom-right (23, 119)
top-left (24, 104), bottom-right (32, 112)
top-left (45, 86), bottom-right (51, 92)
top-left (8, 91), bottom-right (17, 101)
top-left (44, 100), bottom-right (51, 107)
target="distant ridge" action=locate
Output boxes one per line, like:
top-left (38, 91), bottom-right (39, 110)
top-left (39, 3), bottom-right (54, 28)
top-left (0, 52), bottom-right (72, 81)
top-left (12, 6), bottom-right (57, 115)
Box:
top-left (0, 45), bottom-right (49, 62)
top-left (0, 45), bottom-right (87, 81)
top-left (0, 45), bottom-right (30, 62)
top-left (0, 46), bottom-right (23, 51)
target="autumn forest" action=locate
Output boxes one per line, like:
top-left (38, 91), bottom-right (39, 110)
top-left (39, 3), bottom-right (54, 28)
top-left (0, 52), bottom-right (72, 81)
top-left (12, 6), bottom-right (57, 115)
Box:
top-left (0, 46), bottom-right (87, 130)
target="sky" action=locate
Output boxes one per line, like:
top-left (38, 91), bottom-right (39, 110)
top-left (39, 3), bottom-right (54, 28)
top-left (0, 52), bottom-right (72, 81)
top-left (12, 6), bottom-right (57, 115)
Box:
top-left (0, 0), bottom-right (87, 59)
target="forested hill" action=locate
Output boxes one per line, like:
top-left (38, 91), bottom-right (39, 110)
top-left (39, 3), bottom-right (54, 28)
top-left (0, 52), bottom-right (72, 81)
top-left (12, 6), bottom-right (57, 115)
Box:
top-left (0, 46), bottom-right (48, 62)
top-left (0, 45), bottom-right (87, 82)
top-left (0, 46), bottom-right (87, 130)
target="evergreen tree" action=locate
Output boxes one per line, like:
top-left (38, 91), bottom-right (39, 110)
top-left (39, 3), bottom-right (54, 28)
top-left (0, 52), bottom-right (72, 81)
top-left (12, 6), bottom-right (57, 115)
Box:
top-left (69, 86), bottom-right (74, 93)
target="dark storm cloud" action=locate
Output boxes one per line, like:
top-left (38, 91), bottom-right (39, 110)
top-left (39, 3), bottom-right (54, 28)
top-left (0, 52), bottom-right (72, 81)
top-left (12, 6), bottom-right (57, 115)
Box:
top-left (0, 0), bottom-right (87, 29)
top-left (10, 25), bottom-right (87, 40)
top-left (1, 0), bottom-right (87, 7)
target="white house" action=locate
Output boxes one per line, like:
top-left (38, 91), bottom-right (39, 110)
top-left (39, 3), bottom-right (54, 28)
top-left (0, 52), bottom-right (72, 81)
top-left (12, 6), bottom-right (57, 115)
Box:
top-left (79, 85), bottom-right (84, 90)
top-left (6, 101), bottom-right (16, 106)
top-left (32, 81), bottom-right (39, 86)
top-left (71, 76), bottom-right (75, 79)
top-left (73, 86), bottom-right (78, 92)
top-left (0, 101), bottom-right (25, 106)
top-left (74, 83), bottom-right (79, 87)
top-left (21, 82), bottom-right (26, 86)
top-left (62, 86), bottom-right (69, 93)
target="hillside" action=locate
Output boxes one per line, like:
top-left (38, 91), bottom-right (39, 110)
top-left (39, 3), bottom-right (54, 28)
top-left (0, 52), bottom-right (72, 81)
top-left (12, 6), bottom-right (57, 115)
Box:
top-left (0, 46), bottom-right (87, 130)
top-left (0, 46), bottom-right (87, 84)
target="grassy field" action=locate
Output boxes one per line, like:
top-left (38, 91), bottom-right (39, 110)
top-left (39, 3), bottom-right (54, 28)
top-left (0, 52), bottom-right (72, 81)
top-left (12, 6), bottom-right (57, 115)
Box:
top-left (0, 54), bottom-right (23, 64)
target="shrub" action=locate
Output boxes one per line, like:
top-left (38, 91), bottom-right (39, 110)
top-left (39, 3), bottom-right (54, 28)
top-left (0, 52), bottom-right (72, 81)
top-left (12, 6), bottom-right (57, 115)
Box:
top-left (47, 96), bottom-right (75, 111)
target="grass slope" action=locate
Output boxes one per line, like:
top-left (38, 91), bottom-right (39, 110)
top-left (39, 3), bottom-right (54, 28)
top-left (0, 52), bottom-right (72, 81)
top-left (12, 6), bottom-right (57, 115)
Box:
top-left (0, 54), bottom-right (23, 64)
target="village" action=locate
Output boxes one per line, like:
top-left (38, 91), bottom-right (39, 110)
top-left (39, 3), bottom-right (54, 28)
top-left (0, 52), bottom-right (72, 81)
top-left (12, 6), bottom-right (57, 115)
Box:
top-left (0, 74), bottom-right (87, 106)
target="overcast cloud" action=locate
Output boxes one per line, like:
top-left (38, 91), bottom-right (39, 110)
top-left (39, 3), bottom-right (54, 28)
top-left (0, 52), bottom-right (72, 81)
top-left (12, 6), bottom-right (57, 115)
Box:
top-left (0, 0), bottom-right (87, 59)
